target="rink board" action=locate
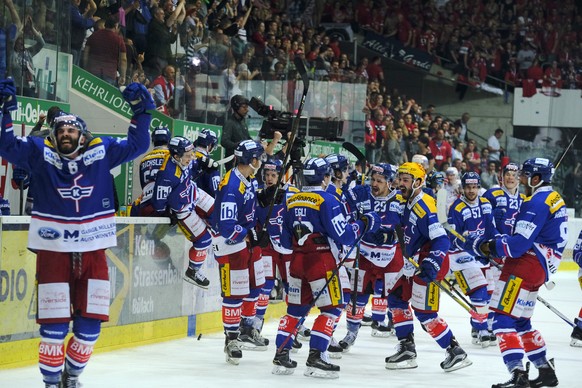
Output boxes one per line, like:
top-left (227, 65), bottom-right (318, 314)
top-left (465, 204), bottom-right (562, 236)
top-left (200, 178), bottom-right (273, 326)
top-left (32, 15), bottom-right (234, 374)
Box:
top-left (1, 216), bottom-right (581, 369)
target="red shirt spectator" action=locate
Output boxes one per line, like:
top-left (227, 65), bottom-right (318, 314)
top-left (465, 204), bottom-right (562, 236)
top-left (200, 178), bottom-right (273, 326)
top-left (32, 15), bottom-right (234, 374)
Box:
top-left (366, 56), bottom-right (384, 83)
top-left (429, 129), bottom-right (453, 169)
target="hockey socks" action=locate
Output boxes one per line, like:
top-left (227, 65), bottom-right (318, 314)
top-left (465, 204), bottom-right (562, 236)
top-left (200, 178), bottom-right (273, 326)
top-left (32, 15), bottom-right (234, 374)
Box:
top-left (64, 317), bottom-right (100, 377)
top-left (39, 323), bottom-right (68, 385)
top-left (417, 312), bottom-right (453, 349)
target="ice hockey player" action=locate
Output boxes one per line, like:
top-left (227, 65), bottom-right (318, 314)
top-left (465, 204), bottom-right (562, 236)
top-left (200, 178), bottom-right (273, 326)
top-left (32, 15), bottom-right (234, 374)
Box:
top-left (272, 157), bottom-right (380, 378)
top-left (447, 172), bottom-right (497, 347)
top-left (130, 125), bottom-right (171, 216)
top-left (464, 158), bottom-right (566, 388)
top-left (152, 136), bottom-right (215, 289)
top-left (192, 128), bottom-right (220, 198)
top-left (337, 163), bottom-right (404, 350)
top-left (483, 163), bottom-right (525, 236)
top-left (386, 162), bottom-right (472, 372)
top-left (0, 79), bottom-right (153, 388)
top-left (212, 140), bottom-right (269, 365)
top-left (254, 158), bottom-right (300, 347)
top-left (572, 230), bottom-right (582, 347)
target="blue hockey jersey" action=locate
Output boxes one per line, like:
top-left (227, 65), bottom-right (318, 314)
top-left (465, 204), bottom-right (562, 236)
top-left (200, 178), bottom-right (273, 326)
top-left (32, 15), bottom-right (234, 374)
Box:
top-left (493, 186), bottom-right (567, 279)
top-left (192, 149), bottom-right (220, 198)
top-left (401, 191), bottom-right (449, 265)
top-left (152, 155), bottom-right (198, 215)
top-left (483, 187), bottom-right (525, 234)
top-left (212, 168), bottom-right (259, 256)
top-left (255, 184), bottom-right (298, 254)
top-left (0, 113), bottom-right (151, 252)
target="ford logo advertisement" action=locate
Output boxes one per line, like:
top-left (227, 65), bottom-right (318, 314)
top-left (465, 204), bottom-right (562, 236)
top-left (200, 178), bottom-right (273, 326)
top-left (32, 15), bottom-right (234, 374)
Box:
top-left (38, 227), bottom-right (61, 240)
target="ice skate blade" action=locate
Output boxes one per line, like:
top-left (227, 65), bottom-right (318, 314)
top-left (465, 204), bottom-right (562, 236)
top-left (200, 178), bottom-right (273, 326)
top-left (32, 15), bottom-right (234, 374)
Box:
top-left (570, 338), bottom-right (582, 347)
top-left (443, 357), bottom-right (472, 372)
top-left (304, 367), bottom-right (339, 379)
top-left (183, 276), bottom-right (209, 289)
top-left (272, 365), bottom-right (295, 375)
top-left (237, 342), bottom-right (268, 351)
top-left (371, 330), bottom-right (394, 338)
top-left (225, 355), bottom-right (240, 365)
top-left (385, 359), bottom-right (418, 370)
top-left (297, 334), bottom-right (310, 341)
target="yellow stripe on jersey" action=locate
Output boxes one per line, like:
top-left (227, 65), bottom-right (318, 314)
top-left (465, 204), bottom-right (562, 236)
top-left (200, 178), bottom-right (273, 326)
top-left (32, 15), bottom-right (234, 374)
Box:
top-left (545, 191), bottom-right (565, 214)
top-left (218, 170), bottom-right (232, 191)
top-left (412, 202), bottom-right (427, 218)
top-left (454, 271), bottom-right (469, 294)
top-left (238, 181), bottom-right (246, 194)
top-left (454, 201), bottom-right (467, 213)
top-left (499, 275), bottom-right (522, 313)
top-left (287, 192), bottom-right (325, 210)
top-left (491, 189), bottom-right (504, 197)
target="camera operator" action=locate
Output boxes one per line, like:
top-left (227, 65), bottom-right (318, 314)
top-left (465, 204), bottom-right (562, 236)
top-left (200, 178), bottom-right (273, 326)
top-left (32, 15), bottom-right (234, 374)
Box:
top-left (221, 94), bottom-right (282, 170)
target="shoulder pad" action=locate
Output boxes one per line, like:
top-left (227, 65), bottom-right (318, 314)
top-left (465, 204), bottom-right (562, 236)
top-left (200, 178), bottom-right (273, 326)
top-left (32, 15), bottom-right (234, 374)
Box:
top-left (454, 200), bottom-right (466, 213)
top-left (491, 189), bottom-right (504, 197)
top-left (420, 194), bottom-right (437, 213)
top-left (218, 170), bottom-right (232, 191)
top-left (479, 197), bottom-right (491, 204)
top-left (545, 191), bottom-right (565, 214)
top-left (287, 192), bottom-right (324, 210)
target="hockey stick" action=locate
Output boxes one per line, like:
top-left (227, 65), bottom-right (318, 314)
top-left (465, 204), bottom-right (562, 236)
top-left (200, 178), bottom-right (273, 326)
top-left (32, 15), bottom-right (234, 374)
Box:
top-left (393, 225), bottom-right (485, 322)
top-left (276, 224), bottom-right (369, 353)
top-left (217, 154), bottom-right (234, 165)
top-left (440, 222), bottom-right (576, 327)
top-left (554, 129), bottom-right (580, 169)
top-left (258, 56), bottom-right (310, 239)
top-left (342, 141), bottom-right (367, 316)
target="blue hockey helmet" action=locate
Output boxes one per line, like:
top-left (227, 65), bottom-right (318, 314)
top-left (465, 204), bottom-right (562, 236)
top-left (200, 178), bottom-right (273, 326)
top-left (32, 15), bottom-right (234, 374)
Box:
top-left (461, 171), bottom-right (481, 187)
top-left (168, 136), bottom-right (194, 158)
top-left (303, 157), bottom-right (332, 185)
top-left (234, 140), bottom-right (265, 165)
top-left (195, 128), bottom-right (218, 149)
top-left (50, 113), bottom-right (89, 156)
top-left (263, 158), bottom-right (283, 173)
top-left (370, 163), bottom-right (397, 182)
top-left (151, 125), bottom-right (171, 146)
top-left (426, 170), bottom-right (446, 188)
top-left (521, 158), bottom-right (554, 183)
top-left (324, 154), bottom-right (349, 172)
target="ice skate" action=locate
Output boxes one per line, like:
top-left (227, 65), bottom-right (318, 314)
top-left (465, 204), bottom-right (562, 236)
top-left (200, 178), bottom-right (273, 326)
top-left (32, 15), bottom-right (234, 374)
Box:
top-left (304, 349), bottom-right (340, 379)
top-left (385, 334), bottom-right (418, 370)
top-left (224, 332), bottom-right (243, 365)
top-left (339, 330), bottom-right (358, 352)
top-left (297, 324), bottom-right (311, 341)
top-left (371, 320), bottom-right (394, 337)
top-left (473, 329), bottom-right (493, 348)
top-left (183, 267), bottom-right (210, 289)
top-left (528, 358), bottom-right (558, 388)
top-left (59, 370), bottom-right (80, 388)
top-left (238, 326), bottom-right (269, 351)
top-left (326, 336), bottom-right (343, 359)
top-left (570, 324), bottom-right (582, 347)
top-left (361, 312), bottom-right (373, 326)
top-left (492, 368), bottom-right (530, 388)
top-left (441, 337), bottom-right (472, 372)
top-left (272, 348), bottom-right (297, 375)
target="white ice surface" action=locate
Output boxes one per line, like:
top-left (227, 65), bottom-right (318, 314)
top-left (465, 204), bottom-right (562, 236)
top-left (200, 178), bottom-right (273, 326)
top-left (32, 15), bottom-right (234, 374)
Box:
top-left (1, 272), bottom-right (580, 387)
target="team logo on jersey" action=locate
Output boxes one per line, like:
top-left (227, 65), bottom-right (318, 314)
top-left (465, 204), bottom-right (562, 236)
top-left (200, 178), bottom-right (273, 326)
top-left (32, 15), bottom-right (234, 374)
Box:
top-left (57, 175), bottom-right (94, 213)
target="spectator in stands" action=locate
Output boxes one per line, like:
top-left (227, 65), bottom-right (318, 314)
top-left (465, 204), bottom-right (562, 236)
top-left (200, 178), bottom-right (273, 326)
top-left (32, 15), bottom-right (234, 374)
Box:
top-left (451, 139), bottom-right (464, 164)
top-left (83, 17), bottom-right (127, 86)
top-left (454, 112), bottom-right (470, 142)
top-left (126, 0), bottom-right (153, 54)
top-left (70, 0), bottom-right (98, 66)
top-left (417, 135), bottom-right (435, 171)
top-left (150, 65), bottom-right (176, 116)
top-left (429, 128), bottom-right (452, 170)
top-left (487, 128), bottom-right (504, 163)
top-left (405, 126), bottom-right (421, 162)
top-left (366, 56), bottom-right (384, 84)
top-left (145, 4), bottom-right (181, 78)
top-left (526, 56), bottom-right (544, 85)
top-left (464, 139), bottom-right (481, 174)
top-left (516, 42), bottom-right (536, 79)
top-left (480, 161), bottom-right (500, 190)
top-left (365, 108), bottom-right (385, 164)
top-left (12, 15), bottom-right (45, 97)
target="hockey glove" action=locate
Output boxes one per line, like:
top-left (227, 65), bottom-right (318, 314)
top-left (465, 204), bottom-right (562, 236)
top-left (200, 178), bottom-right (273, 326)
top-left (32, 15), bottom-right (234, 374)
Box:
top-left (418, 257), bottom-right (441, 283)
top-left (0, 79), bottom-right (18, 113)
top-left (122, 82), bottom-right (155, 115)
top-left (368, 227), bottom-right (395, 246)
top-left (11, 167), bottom-right (30, 190)
top-left (248, 228), bottom-right (269, 248)
top-left (345, 184), bottom-right (371, 213)
top-left (463, 233), bottom-right (491, 258)
top-left (198, 155), bottom-right (219, 171)
top-left (357, 212), bottom-right (381, 234)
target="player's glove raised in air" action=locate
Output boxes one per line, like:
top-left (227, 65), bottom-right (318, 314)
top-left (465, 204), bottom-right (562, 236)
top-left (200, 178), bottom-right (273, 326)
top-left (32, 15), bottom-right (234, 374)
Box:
top-left (418, 257), bottom-right (441, 283)
top-left (0, 79), bottom-right (18, 113)
top-left (463, 232), bottom-right (491, 258)
top-left (345, 184), bottom-right (371, 213)
top-left (122, 82), bottom-right (155, 115)
top-left (357, 211), bottom-right (381, 234)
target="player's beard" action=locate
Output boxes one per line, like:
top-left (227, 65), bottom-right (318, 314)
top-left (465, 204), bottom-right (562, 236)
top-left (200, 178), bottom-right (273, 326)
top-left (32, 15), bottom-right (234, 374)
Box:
top-left (57, 136), bottom-right (80, 156)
